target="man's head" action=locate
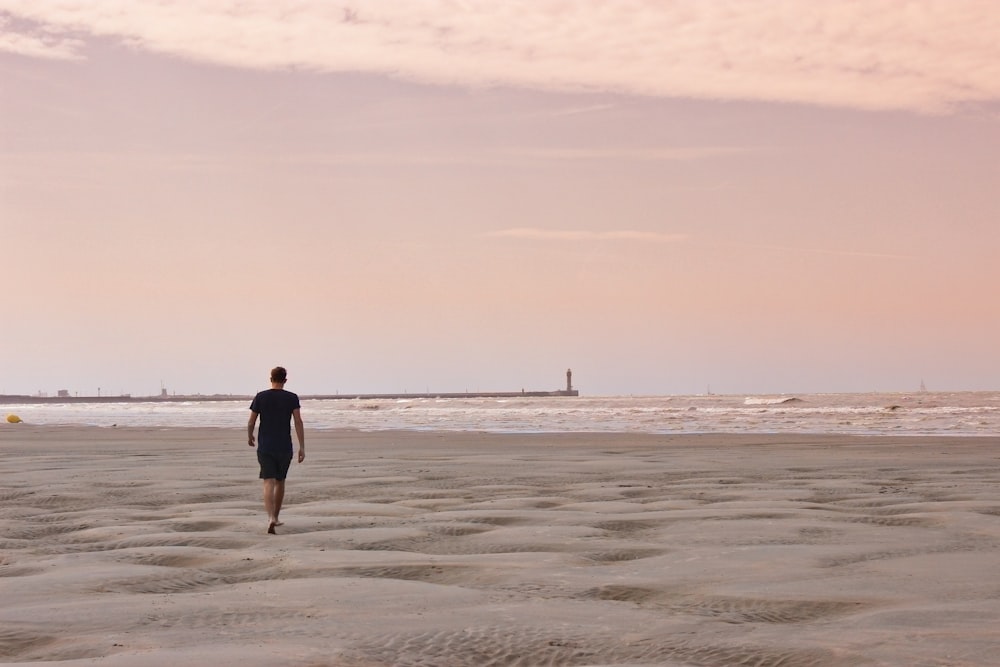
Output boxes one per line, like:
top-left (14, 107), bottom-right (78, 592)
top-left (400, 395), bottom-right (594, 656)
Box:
top-left (270, 366), bottom-right (288, 385)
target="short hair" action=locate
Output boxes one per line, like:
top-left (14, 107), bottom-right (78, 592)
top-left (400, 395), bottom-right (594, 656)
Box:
top-left (270, 366), bottom-right (288, 383)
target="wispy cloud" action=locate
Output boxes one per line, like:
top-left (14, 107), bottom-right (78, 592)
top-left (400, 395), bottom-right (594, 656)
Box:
top-left (545, 104), bottom-right (619, 118)
top-left (486, 232), bottom-right (914, 258)
top-left (487, 228), bottom-right (688, 243)
top-left (750, 243), bottom-right (919, 261)
top-left (0, 15), bottom-right (81, 59)
top-left (501, 147), bottom-right (753, 162)
top-left (1, 1), bottom-right (999, 113)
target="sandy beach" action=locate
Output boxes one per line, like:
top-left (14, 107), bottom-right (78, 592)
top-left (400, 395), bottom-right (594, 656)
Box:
top-left (2, 426), bottom-right (999, 666)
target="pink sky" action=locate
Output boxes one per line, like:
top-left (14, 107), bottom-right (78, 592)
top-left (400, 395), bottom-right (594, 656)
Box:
top-left (2, 1), bottom-right (999, 396)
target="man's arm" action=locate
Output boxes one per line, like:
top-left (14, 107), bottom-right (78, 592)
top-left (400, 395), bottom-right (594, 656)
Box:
top-left (293, 408), bottom-right (305, 462)
top-left (247, 411), bottom-right (258, 447)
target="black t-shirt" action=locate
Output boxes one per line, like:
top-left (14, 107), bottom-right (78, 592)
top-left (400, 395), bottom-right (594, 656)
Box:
top-left (250, 388), bottom-right (300, 455)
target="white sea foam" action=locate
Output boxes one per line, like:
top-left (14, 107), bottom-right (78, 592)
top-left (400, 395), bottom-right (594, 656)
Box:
top-left (4, 392), bottom-right (1000, 436)
top-left (744, 396), bottom-right (802, 405)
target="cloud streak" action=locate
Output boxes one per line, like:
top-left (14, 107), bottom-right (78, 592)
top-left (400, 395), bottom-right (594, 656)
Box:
top-left (1, 1), bottom-right (999, 113)
top-left (501, 147), bottom-right (754, 162)
top-left (487, 228), bottom-right (688, 243)
top-left (749, 243), bottom-right (919, 261)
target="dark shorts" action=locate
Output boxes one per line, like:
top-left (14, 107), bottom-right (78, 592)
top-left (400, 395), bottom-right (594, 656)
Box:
top-left (257, 450), bottom-right (293, 481)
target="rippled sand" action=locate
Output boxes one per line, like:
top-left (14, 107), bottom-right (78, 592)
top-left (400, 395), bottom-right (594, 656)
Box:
top-left (2, 426), bottom-right (999, 666)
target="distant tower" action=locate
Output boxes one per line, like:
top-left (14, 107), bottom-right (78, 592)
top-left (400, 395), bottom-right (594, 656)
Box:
top-left (566, 369), bottom-right (573, 392)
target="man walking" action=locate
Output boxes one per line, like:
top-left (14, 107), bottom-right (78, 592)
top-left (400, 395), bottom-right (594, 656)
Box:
top-left (248, 366), bottom-right (305, 534)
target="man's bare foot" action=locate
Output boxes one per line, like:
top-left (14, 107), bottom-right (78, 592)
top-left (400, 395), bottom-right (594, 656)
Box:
top-left (267, 520), bottom-right (277, 534)
top-left (274, 520), bottom-right (284, 526)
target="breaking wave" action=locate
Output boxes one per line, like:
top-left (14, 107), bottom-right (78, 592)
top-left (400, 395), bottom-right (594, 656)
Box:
top-left (743, 397), bottom-right (803, 406)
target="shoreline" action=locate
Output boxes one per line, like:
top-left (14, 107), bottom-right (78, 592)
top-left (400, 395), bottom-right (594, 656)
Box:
top-left (5, 422), bottom-right (999, 442)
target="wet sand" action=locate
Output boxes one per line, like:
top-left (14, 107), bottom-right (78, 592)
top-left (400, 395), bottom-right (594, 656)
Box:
top-left (2, 426), bottom-right (999, 666)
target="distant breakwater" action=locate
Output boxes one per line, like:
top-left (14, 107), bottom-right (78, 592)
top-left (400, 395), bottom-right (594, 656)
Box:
top-left (0, 389), bottom-right (579, 405)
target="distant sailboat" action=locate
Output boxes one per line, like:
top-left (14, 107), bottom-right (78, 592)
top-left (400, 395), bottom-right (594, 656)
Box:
top-left (919, 379), bottom-right (927, 392)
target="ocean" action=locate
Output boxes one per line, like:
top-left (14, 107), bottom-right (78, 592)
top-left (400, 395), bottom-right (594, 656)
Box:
top-left (4, 391), bottom-right (999, 436)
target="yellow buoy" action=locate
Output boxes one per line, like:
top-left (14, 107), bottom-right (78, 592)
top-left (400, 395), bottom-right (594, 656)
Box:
top-left (6, 414), bottom-right (23, 424)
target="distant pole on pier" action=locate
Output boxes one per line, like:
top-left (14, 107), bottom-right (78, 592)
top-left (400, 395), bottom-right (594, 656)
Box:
top-left (566, 369), bottom-right (573, 392)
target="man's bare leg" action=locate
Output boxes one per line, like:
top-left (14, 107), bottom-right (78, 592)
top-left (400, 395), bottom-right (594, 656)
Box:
top-left (272, 480), bottom-right (286, 526)
top-left (263, 479), bottom-right (278, 533)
